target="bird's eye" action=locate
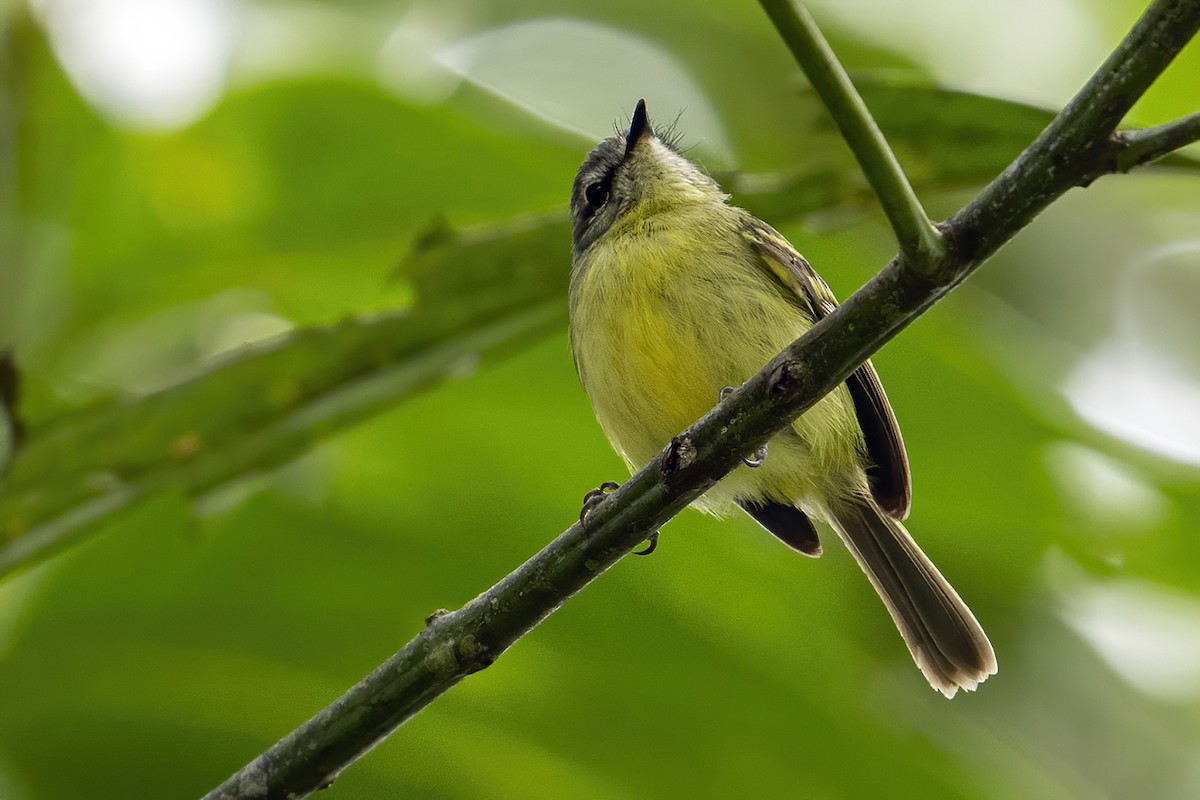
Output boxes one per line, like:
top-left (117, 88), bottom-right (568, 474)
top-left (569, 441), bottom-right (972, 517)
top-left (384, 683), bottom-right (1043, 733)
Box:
top-left (584, 180), bottom-right (609, 209)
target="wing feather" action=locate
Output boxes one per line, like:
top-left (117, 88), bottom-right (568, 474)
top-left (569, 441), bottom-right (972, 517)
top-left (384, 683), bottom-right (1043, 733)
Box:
top-left (741, 218), bottom-right (912, 519)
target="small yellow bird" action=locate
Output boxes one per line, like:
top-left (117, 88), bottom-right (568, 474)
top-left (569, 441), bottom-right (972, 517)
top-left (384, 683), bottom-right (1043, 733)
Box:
top-left (568, 100), bottom-right (996, 697)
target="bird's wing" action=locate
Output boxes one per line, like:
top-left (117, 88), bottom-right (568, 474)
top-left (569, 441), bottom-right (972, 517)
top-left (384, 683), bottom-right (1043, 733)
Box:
top-left (738, 499), bottom-right (823, 557)
top-left (741, 218), bottom-right (912, 519)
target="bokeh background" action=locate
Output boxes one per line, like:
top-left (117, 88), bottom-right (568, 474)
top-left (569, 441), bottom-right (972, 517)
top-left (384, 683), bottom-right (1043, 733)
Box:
top-left (2, 0), bottom-right (1200, 797)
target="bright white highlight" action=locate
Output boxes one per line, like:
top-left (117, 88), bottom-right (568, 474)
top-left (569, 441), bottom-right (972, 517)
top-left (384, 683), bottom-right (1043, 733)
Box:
top-left (1056, 554), bottom-right (1200, 702)
top-left (437, 18), bottom-right (732, 163)
top-left (1043, 442), bottom-right (1170, 536)
top-left (814, 0), bottom-right (1106, 105)
top-left (1063, 241), bottom-right (1200, 466)
top-left (44, 0), bottom-right (237, 130)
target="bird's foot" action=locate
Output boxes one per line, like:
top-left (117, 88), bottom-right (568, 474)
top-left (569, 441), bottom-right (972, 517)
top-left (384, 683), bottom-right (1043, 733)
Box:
top-left (580, 481), bottom-right (620, 524)
top-left (719, 385), bottom-right (768, 468)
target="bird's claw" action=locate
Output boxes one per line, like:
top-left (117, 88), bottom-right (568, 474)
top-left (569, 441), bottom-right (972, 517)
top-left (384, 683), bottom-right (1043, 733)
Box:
top-left (581, 482), bottom-right (659, 554)
top-left (580, 481), bottom-right (620, 524)
top-left (719, 386), bottom-right (768, 468)
top-left (634, 532), bottom-right (660, 556)
top-left (743, 444), bottom-right (767, 468)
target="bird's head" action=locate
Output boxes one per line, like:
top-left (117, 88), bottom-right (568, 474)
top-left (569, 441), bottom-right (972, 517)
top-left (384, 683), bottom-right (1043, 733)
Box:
top-left (569, 99), bottom-right (725, 255)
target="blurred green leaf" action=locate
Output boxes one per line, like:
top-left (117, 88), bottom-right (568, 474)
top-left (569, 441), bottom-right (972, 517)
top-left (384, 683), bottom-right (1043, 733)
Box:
top-left (0, 408), bottom-right (11, 477)
top-left (0, 215), bottom-right (567, 575)
top-left (0, 353), bottom-right (18, 476)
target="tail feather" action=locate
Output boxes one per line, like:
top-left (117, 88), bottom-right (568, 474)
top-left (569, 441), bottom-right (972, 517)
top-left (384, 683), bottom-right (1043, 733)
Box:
top-left (829, 496), bottom-right (996, 697)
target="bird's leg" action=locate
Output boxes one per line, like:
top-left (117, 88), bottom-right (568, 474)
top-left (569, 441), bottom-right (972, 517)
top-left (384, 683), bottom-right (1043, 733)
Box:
top-left (719, 385), bottom-right (769, 468)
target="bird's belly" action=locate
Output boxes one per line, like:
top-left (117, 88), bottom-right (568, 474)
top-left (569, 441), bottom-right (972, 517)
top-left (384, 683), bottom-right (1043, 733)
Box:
top-left (579, 287), bottom-right (730, 461)
top-left (571, 234), bottom-right (864, 508)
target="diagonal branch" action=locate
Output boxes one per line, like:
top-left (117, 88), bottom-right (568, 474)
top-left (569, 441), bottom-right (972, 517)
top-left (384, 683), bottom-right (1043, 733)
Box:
top-left (202, 0), bottom-right (1200, 797)
top-left (757, 0), bottom-right (945, 264)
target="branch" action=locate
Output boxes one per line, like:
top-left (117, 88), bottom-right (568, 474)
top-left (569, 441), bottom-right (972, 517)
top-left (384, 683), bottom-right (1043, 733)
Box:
top-left (1116, 110), bottom-right (1200, 171)
top-left (945, 0), bottom-right (1200, 274)
top-left (757, 0), bottom-right (945, 264)
top-left (203, 1), bottom-right (1200, 797)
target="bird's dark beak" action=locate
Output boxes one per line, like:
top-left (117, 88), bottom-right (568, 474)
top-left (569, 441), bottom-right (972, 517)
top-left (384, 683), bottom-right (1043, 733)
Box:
top-left (624, 99), bottom-right (650, 158)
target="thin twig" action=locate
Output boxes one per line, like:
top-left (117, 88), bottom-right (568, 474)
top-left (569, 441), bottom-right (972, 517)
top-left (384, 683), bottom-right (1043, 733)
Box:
top-left (757, 0), bottom-right (945, 264)
top-left (202, 0), bottom-right (1200, 797)
top-left (1117, 110), bottom-right (1200, 171)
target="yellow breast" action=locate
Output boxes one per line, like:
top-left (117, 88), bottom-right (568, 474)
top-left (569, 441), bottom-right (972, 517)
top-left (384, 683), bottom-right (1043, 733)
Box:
top-left (569, 208), bottom-right (863, 508)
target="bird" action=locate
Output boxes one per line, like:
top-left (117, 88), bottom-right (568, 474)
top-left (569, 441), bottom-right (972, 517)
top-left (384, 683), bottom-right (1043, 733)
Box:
top-left (567, 99), bottom-right (996, 697)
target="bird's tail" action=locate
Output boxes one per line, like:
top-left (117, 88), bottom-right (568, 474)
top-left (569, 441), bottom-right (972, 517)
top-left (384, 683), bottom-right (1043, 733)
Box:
top-left (828, 495), bottom-right (997, 697)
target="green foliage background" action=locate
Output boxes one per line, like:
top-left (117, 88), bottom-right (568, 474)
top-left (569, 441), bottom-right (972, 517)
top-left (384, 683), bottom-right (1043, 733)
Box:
top-left (2, 1), bottom-right (1200, 797)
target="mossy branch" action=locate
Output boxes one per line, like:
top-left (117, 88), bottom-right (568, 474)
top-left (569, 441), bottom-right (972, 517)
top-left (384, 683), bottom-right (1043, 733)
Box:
top-left (203, 0), bottom-right (1200, 797)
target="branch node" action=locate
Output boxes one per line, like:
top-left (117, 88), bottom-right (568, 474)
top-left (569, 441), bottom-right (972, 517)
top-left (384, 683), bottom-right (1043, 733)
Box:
top-left (422, 640), bottom-right (462, 678)
top-left (1079, 132), bottom-right (1126, 186)
top-left (768, 360), bottom-right (801, 396)
top-left (457, 634), bottom-right (496, 673)
top-left (424, 608), bottom-right (450, 626)
top-left (661, 435), bottom-right (697, 481)
top-left (936, 221), bottom-right (983, 279)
